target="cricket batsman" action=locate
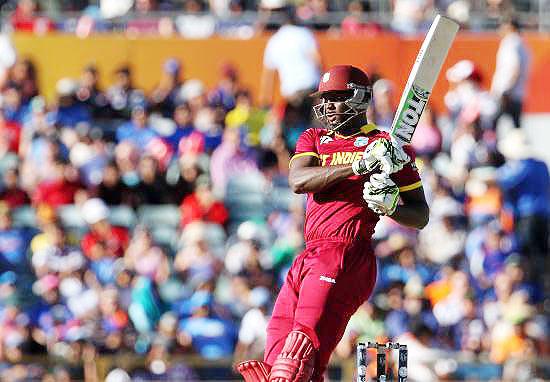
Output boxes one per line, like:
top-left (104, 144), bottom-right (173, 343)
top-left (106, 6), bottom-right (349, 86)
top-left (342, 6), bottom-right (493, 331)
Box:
top-left (237, 65), bottom-right (430, 382)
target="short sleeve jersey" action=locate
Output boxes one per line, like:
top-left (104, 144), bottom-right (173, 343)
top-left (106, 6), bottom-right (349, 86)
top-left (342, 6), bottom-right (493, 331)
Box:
top-left (291, 124), bottom-right (422, 243)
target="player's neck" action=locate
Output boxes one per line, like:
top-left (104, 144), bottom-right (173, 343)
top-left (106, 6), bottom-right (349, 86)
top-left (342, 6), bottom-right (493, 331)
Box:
top-left (335, 117), bottom-right (370, 137)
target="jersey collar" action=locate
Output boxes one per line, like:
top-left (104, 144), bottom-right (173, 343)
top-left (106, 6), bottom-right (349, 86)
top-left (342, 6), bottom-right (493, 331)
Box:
top-left (333, 123), bottom-right (377, 139)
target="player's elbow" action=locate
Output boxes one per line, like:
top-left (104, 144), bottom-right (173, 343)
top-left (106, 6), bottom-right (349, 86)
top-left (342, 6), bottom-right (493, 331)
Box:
top-left (417, 206), bottom-right (430, 229)
top-left (288, 172), bottom-right (307, 194)
top-left (290, 179), bottom-right (307, 194)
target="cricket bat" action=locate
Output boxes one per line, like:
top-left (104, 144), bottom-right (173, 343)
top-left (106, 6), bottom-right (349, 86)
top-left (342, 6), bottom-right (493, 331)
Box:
top-left (390, 15), bottom-right (459, 144)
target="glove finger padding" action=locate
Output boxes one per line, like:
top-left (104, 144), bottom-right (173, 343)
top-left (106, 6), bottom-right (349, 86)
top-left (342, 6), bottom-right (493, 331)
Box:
top-left (237, 360), bottom-right (271, 382)
top-left (269, 331), bottom-right (316, 382)
top-left (363, 174), bottom-right (399, 216)
top-left (353, 137), bottom-right (411, 176)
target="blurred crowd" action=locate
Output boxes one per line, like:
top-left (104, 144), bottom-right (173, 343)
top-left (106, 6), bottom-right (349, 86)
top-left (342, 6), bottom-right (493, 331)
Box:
top-left (0, 15), bottom-right (548, 382)
top-left (1, 0), bottom-right (544, 39)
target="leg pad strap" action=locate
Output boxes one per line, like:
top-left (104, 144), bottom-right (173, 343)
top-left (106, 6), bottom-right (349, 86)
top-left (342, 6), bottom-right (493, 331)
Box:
top-left (269, 331), bottom-right (316, 382)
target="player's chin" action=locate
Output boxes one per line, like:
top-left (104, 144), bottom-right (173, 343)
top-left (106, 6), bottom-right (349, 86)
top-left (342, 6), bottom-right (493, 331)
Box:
top-left (327, 115), bottom-right (343, 127)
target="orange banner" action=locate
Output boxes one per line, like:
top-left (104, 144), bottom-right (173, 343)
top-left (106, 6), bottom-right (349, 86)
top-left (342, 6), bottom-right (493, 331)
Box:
top-left (13, 32), bottom-right (550, 113)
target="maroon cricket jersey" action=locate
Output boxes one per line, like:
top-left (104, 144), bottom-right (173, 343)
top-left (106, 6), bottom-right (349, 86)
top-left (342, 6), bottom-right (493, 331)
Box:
top-left (290, 124), bottom-right (422, 244)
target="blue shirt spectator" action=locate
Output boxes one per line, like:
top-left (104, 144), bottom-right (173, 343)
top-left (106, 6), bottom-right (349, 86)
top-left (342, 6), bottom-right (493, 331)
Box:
top-left (497, 157), bottom-right (550, 217)
top-left (48, 102), bottom-right (91, 128)
top-left (116, 107), bottom-right (158, 149)
top-left (178, 314), bottom-right (237, 359)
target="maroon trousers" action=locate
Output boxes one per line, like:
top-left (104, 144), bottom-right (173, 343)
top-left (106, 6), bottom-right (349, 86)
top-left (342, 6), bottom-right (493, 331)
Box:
top-left (264, 238), bottom-right (377, 381)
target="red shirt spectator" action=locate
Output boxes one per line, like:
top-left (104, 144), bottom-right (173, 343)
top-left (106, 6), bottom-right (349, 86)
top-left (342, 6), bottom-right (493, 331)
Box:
top-left (32, 179), bottom-right (80, 207)
top-left (81, 225), bottom-right (130, 260)
top-left (81, 198), bottom-right (130, 259)
top-left (180, 177), bottom-right (228, 227)
top-left (10, 0), bottom-right (55, 33)
top-left (0, 117), bottom-right (21, 154)
top-left (0, 169), bottom-right (30, 208)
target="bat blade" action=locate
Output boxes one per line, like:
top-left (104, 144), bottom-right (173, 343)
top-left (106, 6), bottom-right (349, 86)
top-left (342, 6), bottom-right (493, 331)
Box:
top-left (390, 15), bottom-right (459, 144)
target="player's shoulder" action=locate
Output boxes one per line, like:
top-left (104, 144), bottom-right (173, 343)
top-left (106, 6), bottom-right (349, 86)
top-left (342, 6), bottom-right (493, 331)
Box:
top-left (300, 127), bottom-right (329, 140)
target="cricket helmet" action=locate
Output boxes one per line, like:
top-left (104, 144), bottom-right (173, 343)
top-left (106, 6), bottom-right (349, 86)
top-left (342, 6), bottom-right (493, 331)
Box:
top-left (312, 65), bottom-right (373, 132)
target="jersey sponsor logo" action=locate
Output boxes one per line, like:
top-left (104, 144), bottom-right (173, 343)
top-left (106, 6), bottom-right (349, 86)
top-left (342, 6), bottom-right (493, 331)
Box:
top-left (320, 151), bottom-right (363, 166)
top-left (393, 85), bottom-right (429, 143)
top-left (354, 137), bottom-right (369, 147)
top-left (319, 275), bottom-right (336, 284)
top-left (320, 135), bottom-right (333, 144)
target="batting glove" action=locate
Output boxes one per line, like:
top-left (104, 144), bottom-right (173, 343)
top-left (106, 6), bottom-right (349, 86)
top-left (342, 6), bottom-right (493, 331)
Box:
top-left (363, 173), bottom-right (400, 216)
top-left (352, 137), bottom-right (410, 176)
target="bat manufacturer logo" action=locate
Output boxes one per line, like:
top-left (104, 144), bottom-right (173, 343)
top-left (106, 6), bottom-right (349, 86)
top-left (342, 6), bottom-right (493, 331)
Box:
top-left (395, 85), bottom-right (430, 143)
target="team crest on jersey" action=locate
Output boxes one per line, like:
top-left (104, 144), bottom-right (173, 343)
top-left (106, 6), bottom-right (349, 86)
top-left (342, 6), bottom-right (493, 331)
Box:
top-left (354, 137), bottom-right (369, 147)
top-left (320, 135), bottom-right (333, 144)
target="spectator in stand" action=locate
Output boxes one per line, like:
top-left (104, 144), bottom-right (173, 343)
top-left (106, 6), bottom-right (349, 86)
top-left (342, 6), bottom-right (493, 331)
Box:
top-left (164, 101), bottom-right (199, 155)
top-left (0, 202), bottom-right (34, 272)
top-left (383, 282), bottom-right (410, 339)
top-left (171, 156), bottom-right (202, 204)
top-left (464, 166), bottom-right (502, 226)
top-left (106, 65), bottom-right (143, 119)
top-left (370, 78), bottom-right (395, 129)
top-left (2, 84), bottom-right (29, 125)
top-left (209, 62), bottom-right (240, 112)
top-left (496, 130), bottom-right (549, 272)
top-left (49, 78), bottom-right (92, 129)
top-left (80, 198), bottom-right (130, 260)
top-left (116, 102), bottom-right (158, 151)
top-left (378, 238), bottom-right (433, 289)
top-left (0, 107), bottom-right (22, 156)
top-left (210, 127), bottom-right (259, 197)
top-left (411, 106), bottom-right (442, 158)
top-left (96, 161), bottom-right (130, 205)
top-left (29, 222), bottom-right (86, 278)
top-left (259, 2), bottom-right (320, 149)
top-left (180, 175), bottom-right (229, 227)
top-left (176, 290), bottom-right (238, 359)
top-left (135, 156), bottom-right (172, 204)
top-left (340, 1), bottom-right (382, 36)
top-left (75, 65), bottom-right (110, 119)
top-left (150, 58), bottom-right (184, 117)
top-left (215, 0), bottom-right (256, 38)
top-left (124, 226), bottom-right (170, 280)
top-left (31, 159), bottom-right (82, 207)
top-left (0, 33), bottom-right (16, 90)
top-left (175, 0), bottom-right (216, 38)
top-left (126, 0), bottom-right (164, 35)
top-left (445, 60), bottom-right (497, 132)
top-left (491, 16), bottom-right (530, 128)
top-left (418, 193), bottom-right (466, 264)
top-left (8, 58), bottom-right (39, 104)
top-left (175, 221), bottom-right (222, 280)
top-left (233, 286), bottom-right (271, 362)
top-left (296, 0), bottom-right (331, 30)
top-left (225, 89), bottom-right (267, 147)
top-left (391, 0), bottom-right (432, 35)
top-left (395, 321), bottom-right (451, 382)
top-left (10, 0), bottom-right (55, 34)
top-left (0, 168), bottom-right (30, 208)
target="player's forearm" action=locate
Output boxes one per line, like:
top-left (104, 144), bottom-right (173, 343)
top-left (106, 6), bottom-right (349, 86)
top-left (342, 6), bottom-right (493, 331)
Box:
top-left (390, 203), bottom-right (429, 229)
top-left (289, 165), bottom-right (355, 194)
